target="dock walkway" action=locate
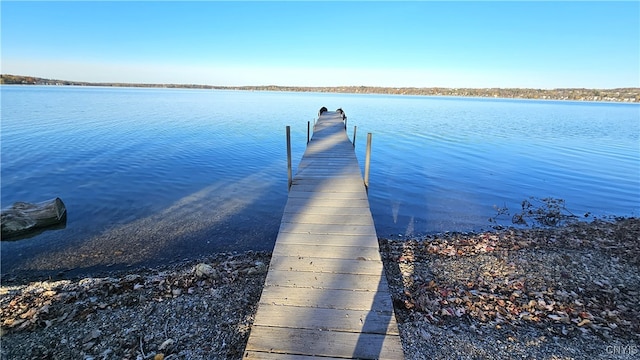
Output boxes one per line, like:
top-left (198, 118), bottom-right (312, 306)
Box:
top-left (244, 111), bottom-right (404, 359)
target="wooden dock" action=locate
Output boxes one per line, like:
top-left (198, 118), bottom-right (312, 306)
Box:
top-left (244, 111), bottom-right (404, 359)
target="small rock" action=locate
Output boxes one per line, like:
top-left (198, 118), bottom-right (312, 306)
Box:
top-left (194, 263), bottom-right (217, 279)
top-left (83, 329), bottom-right (101, 343)
top-left (158, 338), bottom-right (175, 351)
top-left (99, 348), bottom-right (113, 358)
top-left (254, 261), bottom-right (267, 273)
top-left (124, 274), bottom-right (141, 282)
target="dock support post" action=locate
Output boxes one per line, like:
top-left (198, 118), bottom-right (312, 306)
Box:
top-left (307, 121), bottom-right (310, 144)
top-left (344, 116), bottom-right (347, 130)
top-left (352, 126), bottom-right (357, 148)
top-left (364, 132), bottom-right (372, 189)
top-left (286, 126), bottom-right (292, 190)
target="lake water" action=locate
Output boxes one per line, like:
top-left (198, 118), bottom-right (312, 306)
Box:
top-left (2, 86), bottom-right (639, 279)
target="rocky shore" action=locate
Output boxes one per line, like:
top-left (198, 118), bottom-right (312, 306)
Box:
top-left (1, 218), bottom-right (638, 359)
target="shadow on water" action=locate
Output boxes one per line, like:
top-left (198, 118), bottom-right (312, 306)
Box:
top-left (1, 168), bottom-right (287, 284)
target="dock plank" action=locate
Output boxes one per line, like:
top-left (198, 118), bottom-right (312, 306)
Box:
top-left (281, 213), bottom-right (374, 225)
top-left (252, 304), bottom-right (399, 334)
top-left (278, 223), bottom-right (378, 236)
top-left (284, 197), bottom-right (371, 208)
top-left (272, 243), bottom-right (383, 261)
top-left (264, 269), bottom-right (386, 291)
top-left (268, 255), bottom-right (384, 275)
top-left (257, 286), bottom-right (394, 311)
top-left (286, 191), bottom-right (368, 200)
top-left (272, 233), bottom-right (381, 247)
top-left (245, 327), bottom-right (403, 359)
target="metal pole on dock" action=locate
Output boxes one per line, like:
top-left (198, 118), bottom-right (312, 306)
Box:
top-left (344, 116), bottom-right (347, 130)
top-left (307, 121), bottom-right (310, 144)
top-left (286, 126), bottom-right (292, 190)
top-left (364, 133), bottom-right (372, 189)
top-left (352, 126), bottom-right (357, 148)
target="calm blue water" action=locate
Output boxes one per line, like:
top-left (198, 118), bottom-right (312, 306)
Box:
top-left (2, 86), bottom-right (639, 279)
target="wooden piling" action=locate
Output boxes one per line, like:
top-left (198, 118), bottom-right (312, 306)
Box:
top-left (286, 126), bottom-right (292, 190)
top-left (364, 132), bottom-right (372, 189)
top-left (352, 125), bottom-right (357, 148)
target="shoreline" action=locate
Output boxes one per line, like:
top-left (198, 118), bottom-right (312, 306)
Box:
top-left (2, 218), bottom-right (639, 359)
top-left (2, 75), bottom-right (639, 103)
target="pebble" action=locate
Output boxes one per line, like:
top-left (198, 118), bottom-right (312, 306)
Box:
top-left (83, 329), bottom-right (101, 343)
top-left (158, 338), bottom-right (175, 351)
top-left (194, 263), bottom-right (217, 279)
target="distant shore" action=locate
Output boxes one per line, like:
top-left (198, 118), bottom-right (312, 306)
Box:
top-left (2, 74), bottom-right (638, 103)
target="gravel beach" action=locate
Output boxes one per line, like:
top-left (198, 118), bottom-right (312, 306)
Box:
top-left (2, 218), bottom-right (638, 359)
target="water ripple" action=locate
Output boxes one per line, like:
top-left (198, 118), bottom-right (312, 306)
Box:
top-left (1, 87), bottom-right (638, 278)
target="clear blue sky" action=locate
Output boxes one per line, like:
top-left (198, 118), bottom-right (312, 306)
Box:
top-left (2, 1), bottom-right (638, 88)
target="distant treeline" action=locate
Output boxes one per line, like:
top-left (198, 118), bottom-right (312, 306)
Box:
top-left (2, 74), bottom-right (638, 103)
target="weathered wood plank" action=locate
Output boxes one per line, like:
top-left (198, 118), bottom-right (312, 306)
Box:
top-left (281, 213), bottom-right (374, 226)
top-left (284, 198), bottom-right (371, 208)
top-left (296, 162), bottom-right (360, 169)
top-left (291, 178), bottom-right (363, 186)
top-left (273, 233), bottom-right (380, 247)
top-left (264, 269), bottom-right (387, 291)
top-left (299, 154), bottom-right (353, 161)
top-left (298, 158), bottom-right (356, 164)
top-left (252, 304), bottom-right (399, 334)
top-left (244, 326), bottom-right (403, 359)
top-left (291, 177), bottom-right (364, 191)
top-left (243, 352), bottom-right (346, 360)
top-left (289, 184), bottom-right (365, 193)
top-left (291, 177), bottom-right (361, 185)
top-left (268, 255), bottom-right (384, 275)
top-left (302, 149), bottom-right (356, 157)
top-left (298, 160), bottom-right (356, 166)
top-left (278, 222), bottom-right (378, 236)
top-left (283, 205), bottom-right (372, 217)
top-left (286, 191), bottom-right (368, 200)
top-left (284, 201), bottom-right (370, 211)
top-left (304, 143), bottom-right (354, 150)
top-left (257, 286), bottom-right (394, 311)
top-left (295, 170), bottom-right (362, 178)
top-left (297, 164), bottom-right (359, 171)
top-left (272, 244), bottom-right (382, 261)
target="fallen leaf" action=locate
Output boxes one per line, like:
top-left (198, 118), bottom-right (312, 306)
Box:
top-left (577, 319), bottom-right (591, 327)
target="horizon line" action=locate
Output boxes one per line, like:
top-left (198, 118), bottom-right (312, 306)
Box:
top-left (2, 74), bottom-right (639, 91)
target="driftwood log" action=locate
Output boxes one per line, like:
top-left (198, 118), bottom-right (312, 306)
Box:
top-left (1, 197), bottom-right (67, 240)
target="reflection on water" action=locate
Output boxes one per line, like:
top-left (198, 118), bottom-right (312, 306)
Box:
top-left (1, 86), bottom-right (638, 280)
